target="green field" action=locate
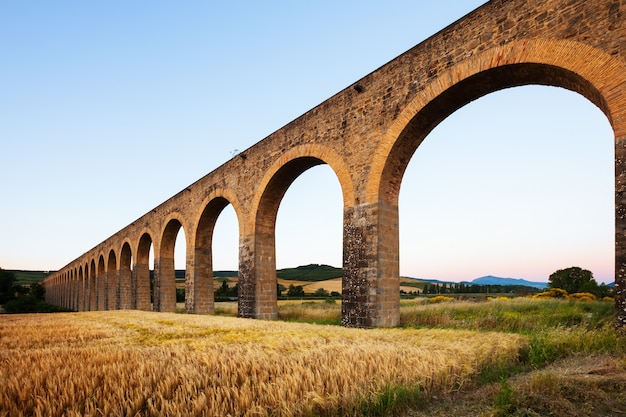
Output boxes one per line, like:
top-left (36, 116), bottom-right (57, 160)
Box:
top-left (9, 270), bottom-right (50, 285)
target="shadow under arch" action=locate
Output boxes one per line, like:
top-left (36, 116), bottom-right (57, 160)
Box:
top-left (192, 190), bottom-right (244, 314)
top-left (242, 144), bottom-right (353, 319)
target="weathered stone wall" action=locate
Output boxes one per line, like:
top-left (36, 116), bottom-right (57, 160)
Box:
top-left (44, 0), bottom-right (625, 328)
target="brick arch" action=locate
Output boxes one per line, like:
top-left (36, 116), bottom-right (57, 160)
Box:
top-left (106, 249), bottom-right (117, 310)
top-left (155, 213), bottom-right (190, 312)
top-left (77, 265), bottom-right (84, 311)
top-left (241, 144), bottom-right (352, 319)
top-left (189, 189), bottom-right (244, 314)
top-left (96, 254), bottom-right (106, 311)
top-left (119, 241), bottom-right (132, 309)
top-left (368, 39), bottom-right (625, 205)
top-left (134, 231), bottom-right (155, 310)
top-left (358, 38), bottom-right (626, 327)
top-left (89, 258), bottom-right (96, 310)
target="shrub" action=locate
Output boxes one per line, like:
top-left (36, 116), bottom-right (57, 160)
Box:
top-left (568, 292), bottom-right (596, 302)
top-left (532, 288), bottom-right (568, 299)
top-left (428, 295), bottom-right (454, 303)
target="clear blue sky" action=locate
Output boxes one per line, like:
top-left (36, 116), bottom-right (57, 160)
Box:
top-left (0, 1), bottom-right (614, 284)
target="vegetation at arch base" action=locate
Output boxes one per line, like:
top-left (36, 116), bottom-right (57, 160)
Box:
top-left (0, 268), bottom-right (67, 313)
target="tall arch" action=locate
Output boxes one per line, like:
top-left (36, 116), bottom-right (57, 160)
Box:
top-left (135, 232), bottom-right (153, 310)
top-left (192, 191), bottom-right (243, 314)
top-left (361, 40), bottom-right (625, 327)
top-left (243, 145), bottom-right (352, 319)
top-left (77, 266), bottom-right (84, 311)
top-left (155, 216), bottom-right (187, 312)
top-left (97, 255), bottom-right (106, 310)
top-left (89, 259), bottom-right (96, 310)
top-left (107, 249), bottom-right (118, 310)
top-left (119, 242), bottom-right (132, 309)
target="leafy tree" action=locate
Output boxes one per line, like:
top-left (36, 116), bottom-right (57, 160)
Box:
top-left (548, 266), bottom-right (595, 294)
top-left (0, 268), bottom-right (17, 304)
top-left (314, 287), bottom-right (329, 297)
top-left (287, 284), bottom-right (305, 297)
top-left (30, 282), bottom-right (46, 300)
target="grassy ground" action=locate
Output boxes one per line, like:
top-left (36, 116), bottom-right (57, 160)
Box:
top-left (1, 297), bottom-right (624, 416)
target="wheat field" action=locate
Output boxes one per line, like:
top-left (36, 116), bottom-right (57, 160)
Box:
top-left (0, 311), bottom-right (525, 416)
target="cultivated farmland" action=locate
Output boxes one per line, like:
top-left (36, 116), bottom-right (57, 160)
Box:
top-left (1, 310), bottom-right (522, 416)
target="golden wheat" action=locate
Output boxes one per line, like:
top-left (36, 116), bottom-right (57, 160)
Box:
top-left (0, 311), bottom-right (524, 416)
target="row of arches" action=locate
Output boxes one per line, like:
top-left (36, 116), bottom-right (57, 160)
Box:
top-left (43, 36), bottom-right (625, 327)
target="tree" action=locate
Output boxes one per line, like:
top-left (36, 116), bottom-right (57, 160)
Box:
top-left (314, 287), bottom-right (329, 297)
top-left (287, 284), bottom-right (305, 297)
top-left (0, 268), bottom-right (17, 304)
top-left (548, 266), bottom-right (595, 294)
top-left (30, 282), bottom-right (46, 300)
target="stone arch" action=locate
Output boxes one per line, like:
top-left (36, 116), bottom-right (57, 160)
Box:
top-left (97, 254), bottom-right (106, 310)
top-left (89, 259), bottom-right (96, 310)
top-left (106, 249), bottom-right (118, 310)
top-left (242, 144), bottom-right (353, 319)
top-left (135, 231), bottom-right (154, 310)
top-left (191, 189), bottom-right (244, 314)
top-left (362, 39), bottom-right (625, 326)
top-left (83, 261), bottom-right (90, 311)
top-left (368, 39), bottom-right (624, 204)
top-left (155, 214), bottom-right (189, 312)
top-left (78, 265), bottom-right (84, 311)
top-left (119, 241), bottom-right (132, 309)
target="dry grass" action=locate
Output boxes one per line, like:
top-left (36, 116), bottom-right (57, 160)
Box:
top-left (0, 311), bottom-right (524, 417)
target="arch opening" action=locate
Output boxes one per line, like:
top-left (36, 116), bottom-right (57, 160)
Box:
top-left (119, 242), bottom-right (132, 309)
top-left (156, 219), bottom-right (185, 312)
top-left (250, 157), bottom-right (343, 320)
top-left (396, 84), bottom-right (613, 291)
top-left (136, 233), bottom-right (153, 311)
top-left (97, 255), bottom-right (106, 311)
top-left (107, 250), bottom-right (117, 310)
top-left (380, 64), bottom-right (612, 205)
top-left (195, 197), bottom-right (240, 314)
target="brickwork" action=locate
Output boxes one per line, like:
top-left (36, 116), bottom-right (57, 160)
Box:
top-left (44, 0), bottom-right (626, 328)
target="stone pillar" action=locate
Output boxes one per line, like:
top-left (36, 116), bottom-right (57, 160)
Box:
top-left (188, 245), bottom-right (213, 314)
top-left (247, 229), bottom-right (278, 320)
top-left (118, 268), bottom-right (132, 309)
top-left (154, 257), bottom-right (176, 312)
top-left (133, 263), bottom-right (151, 310)
top-left (89, 275), bottom-right (96, 311)
top-left (108, 270), bottom-right (118, 310)
top-left (97, 273), bottom-right (106, 311)
top-left (342, 201), bottom-right (400, 327)
top-left (237, 235), bottom-right (256, 318)
top-left (615, 136), bottom-right (626, 329)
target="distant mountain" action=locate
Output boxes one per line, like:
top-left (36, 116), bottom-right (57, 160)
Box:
top-left (470, 276), bottom-right (547, 289)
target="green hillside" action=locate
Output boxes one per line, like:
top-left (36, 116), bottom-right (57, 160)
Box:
top-left (276, 264), bottom-right (342, 282)
top-left (10, 270), bottom-right (51, 285)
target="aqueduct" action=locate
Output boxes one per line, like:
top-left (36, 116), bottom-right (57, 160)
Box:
top-left (43, 0), bottom-right (626, 328)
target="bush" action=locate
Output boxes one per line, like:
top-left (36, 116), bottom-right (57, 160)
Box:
top-left (3, 296), bottom-right (68, 313)
top-left (532, 288), bottom-right (568, 299)
top-left (428, 295), bottom-right (454, 303)
top-left (568, 292), bottom-right (596, 302)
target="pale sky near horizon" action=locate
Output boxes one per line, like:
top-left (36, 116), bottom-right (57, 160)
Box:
top-left (0, 2), bottom-right (615, 284)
